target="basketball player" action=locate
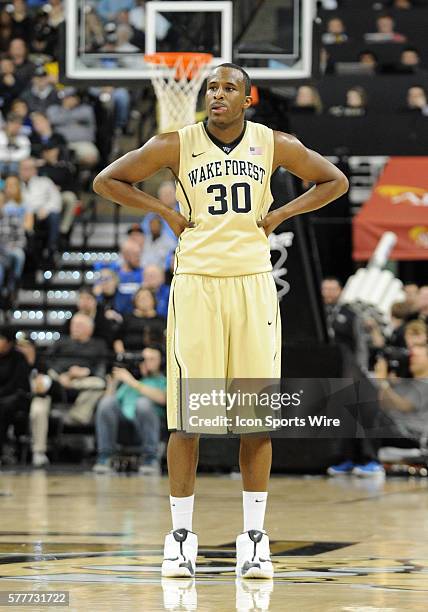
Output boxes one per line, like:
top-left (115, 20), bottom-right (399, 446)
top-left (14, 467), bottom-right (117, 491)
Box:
top-left (93, 63), bottom-right (348, 579)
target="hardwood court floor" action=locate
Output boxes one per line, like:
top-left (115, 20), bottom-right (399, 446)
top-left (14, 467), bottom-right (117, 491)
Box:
top-left (0, 470), bottom-right (427, 611)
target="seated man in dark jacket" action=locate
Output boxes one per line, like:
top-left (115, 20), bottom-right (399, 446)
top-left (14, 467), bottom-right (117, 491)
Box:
top-left (62, 286), bottom-right (117, 350)
top-left (0, 326), bottom-right (30, 463)
top-left (46, 313), bottom-right (107, 424)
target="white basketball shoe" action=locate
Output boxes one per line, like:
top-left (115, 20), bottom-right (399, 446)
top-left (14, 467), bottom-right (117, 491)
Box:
top-left (236, 530), bottom-right (274, 579)
top-left (161, 528), bottom-right (198, 578)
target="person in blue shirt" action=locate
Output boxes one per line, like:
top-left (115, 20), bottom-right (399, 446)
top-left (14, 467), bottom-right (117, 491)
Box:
top-left (93, 346), bottom-right (166, 475)
top-left (142, 264), bottom-right (170, 319)
top-left (141, 180), bottom-right (179, 245)
top-left (94, 239), bottom-right (143, 315)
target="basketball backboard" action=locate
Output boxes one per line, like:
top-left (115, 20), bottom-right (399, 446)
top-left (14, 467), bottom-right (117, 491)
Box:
top-left (64, 0), bottom-right (315, 83)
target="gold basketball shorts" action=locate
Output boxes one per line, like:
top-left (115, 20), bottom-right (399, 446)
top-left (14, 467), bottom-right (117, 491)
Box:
top-left (166, 272), bottom-right (282, 433)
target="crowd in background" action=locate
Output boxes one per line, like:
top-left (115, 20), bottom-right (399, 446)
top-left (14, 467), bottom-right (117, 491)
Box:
top-left (294, 3), bottom-right (428, 116)
top-left (0, 177), bottom-right (178, 471)
top-left (0, 0), bottom-right (179, 473)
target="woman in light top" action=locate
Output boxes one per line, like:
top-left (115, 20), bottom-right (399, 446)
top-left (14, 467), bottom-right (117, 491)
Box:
top-left (0, 174), bottom-right (33, 296)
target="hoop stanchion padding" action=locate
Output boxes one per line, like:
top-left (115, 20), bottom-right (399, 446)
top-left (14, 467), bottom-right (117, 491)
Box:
top-left (144, 52), bottom-right (213, 133)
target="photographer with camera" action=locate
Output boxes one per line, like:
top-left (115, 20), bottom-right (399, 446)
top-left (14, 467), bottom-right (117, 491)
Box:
top-left (328, 341), bottom-right (428, 477)
top-left (93, 346), bottom-right (166, 475)
top-left (374, 343), bottom-right (428, 445)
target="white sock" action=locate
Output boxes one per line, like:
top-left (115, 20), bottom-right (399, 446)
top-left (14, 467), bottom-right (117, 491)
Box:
top-left (170, 494), bottom-right (194, 531)
top-left (243, 491), bottom-right (268, 532)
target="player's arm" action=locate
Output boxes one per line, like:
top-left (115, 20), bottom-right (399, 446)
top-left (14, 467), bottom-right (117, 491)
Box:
top-left (93, 132), bottom-right (192, 237)
top-left (258, 132), bottom-right (349, 236)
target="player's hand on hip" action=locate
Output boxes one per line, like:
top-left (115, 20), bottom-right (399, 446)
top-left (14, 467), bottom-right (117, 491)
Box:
top-left (257, 210), bottom-right (287, 237)
top-left (164, 209), bottom-right (194, 237)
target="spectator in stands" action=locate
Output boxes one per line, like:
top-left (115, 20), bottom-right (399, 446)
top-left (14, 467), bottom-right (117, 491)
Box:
top-left (84, 7), bottom-right (105, 52)
top-left (63, 286), bottom-right (117, 349)
top-left (95, 239), bottom-right (144, 315)
top-left (21, 65), bottom-right (58, 114)
top-left (39, 141), bottom-right (77, 240)
top-left (9, 98), bottom-right (31, 135)
top-left (142, 180), bottom-right (179, 244)
top-left (30, 7), bottom-right (58, 59)
top-left (387, 300), bottom-right (412, 348)
top-left (399, 48), bottom-right (422, 72)
top-left (0, 112), bottom-right (31, 174)
top-left (17, 334), bottom-right (61, 468)
top-left (416, 285), bottom-right (428, 324)
top-left (30, 111), bottom-right (68, 160)
top-left (114, 287), bottom-right (166, 354)
top-left (113, 239), bottom-right (145, 314)
top-left (322, 17), bottom-right (348, 45)
top-left (0, 55), bottom-right (25, 114)
top-left (384, 47), bottom-right (423, 74)
top-left (8, 38), bottom-right (35, 82)
top-left (115, 23), bottom-right (140, 54)
top-left (321, 277), bottom-right (368, 369)
top-left (329, 86), bottom-right (367, 117)
top-left (127, 222), bottom-right (145, 251)
top-left (112, 23), bottom-right (145, 69)
top-left (0, 325), bottom-right (30, 465)
top-left (390, 0), bottom-right (412, 8)
top-left (141, 214), bottom-right (176, 269)
top-left (142, 264), bottom-right (170, 318)
top-left (346, 87), bottom-right (367, 114)
top-left (404, 86), bottom-right (428, 115)
top-left (47, 88), bottom-right (99, 167)
top-left (46, 313), bottom-right (107, 425)
top-left (404, 283), bottom-right (419, 309)
top-left (365, 15), bottom-right (407, 44)
top-left (292, 85), bottom-right (323, 115)
top-left (10, 0), bottom-right (33, 44)
top-left (404, 320), bottom-right (427, 349)
top-left (19, 157), bottom-right (62, 261)
top-left (0, 9), bottom-right (14, 53)
top-left (374, 343), bottom-right (428, 447)
top-left (47, 0), bottom-right (65, 30)
top-left (93, 268), bottom-right (124, 324)
top-left (115, 8), bottom-right (144, 48)
top-left (358, 50), bottom-right (378, 72)
top-left (0, 175), bottom-right (33, 298)
top-left (93, 346), bottom-right (166, 475)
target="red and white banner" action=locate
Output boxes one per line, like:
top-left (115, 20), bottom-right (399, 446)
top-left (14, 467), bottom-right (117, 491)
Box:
top-left (353, 157), bottom-right (428, 261)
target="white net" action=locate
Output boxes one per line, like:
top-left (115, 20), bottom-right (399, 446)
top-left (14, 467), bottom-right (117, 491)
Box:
top-left (145, 53), bottom-right (213, 133)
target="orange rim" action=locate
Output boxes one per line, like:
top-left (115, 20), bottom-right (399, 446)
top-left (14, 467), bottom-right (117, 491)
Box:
top-left (144, 52), bottom-right (213, 79)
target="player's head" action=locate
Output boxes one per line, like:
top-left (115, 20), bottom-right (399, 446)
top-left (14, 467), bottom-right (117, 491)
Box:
top-left (206, 63), bottom-right (252, 126)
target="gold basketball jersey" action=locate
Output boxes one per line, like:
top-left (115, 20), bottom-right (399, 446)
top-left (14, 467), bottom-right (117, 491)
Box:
top-left (174, 120), bottom-right (274, 276)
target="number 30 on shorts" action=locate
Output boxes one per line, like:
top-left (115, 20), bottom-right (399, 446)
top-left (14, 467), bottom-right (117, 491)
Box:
top-left (207, 182), bottom-right (251, 215)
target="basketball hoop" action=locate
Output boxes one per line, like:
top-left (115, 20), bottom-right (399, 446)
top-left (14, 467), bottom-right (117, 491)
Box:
top-left (144, 52), bottom-right (213, 133)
